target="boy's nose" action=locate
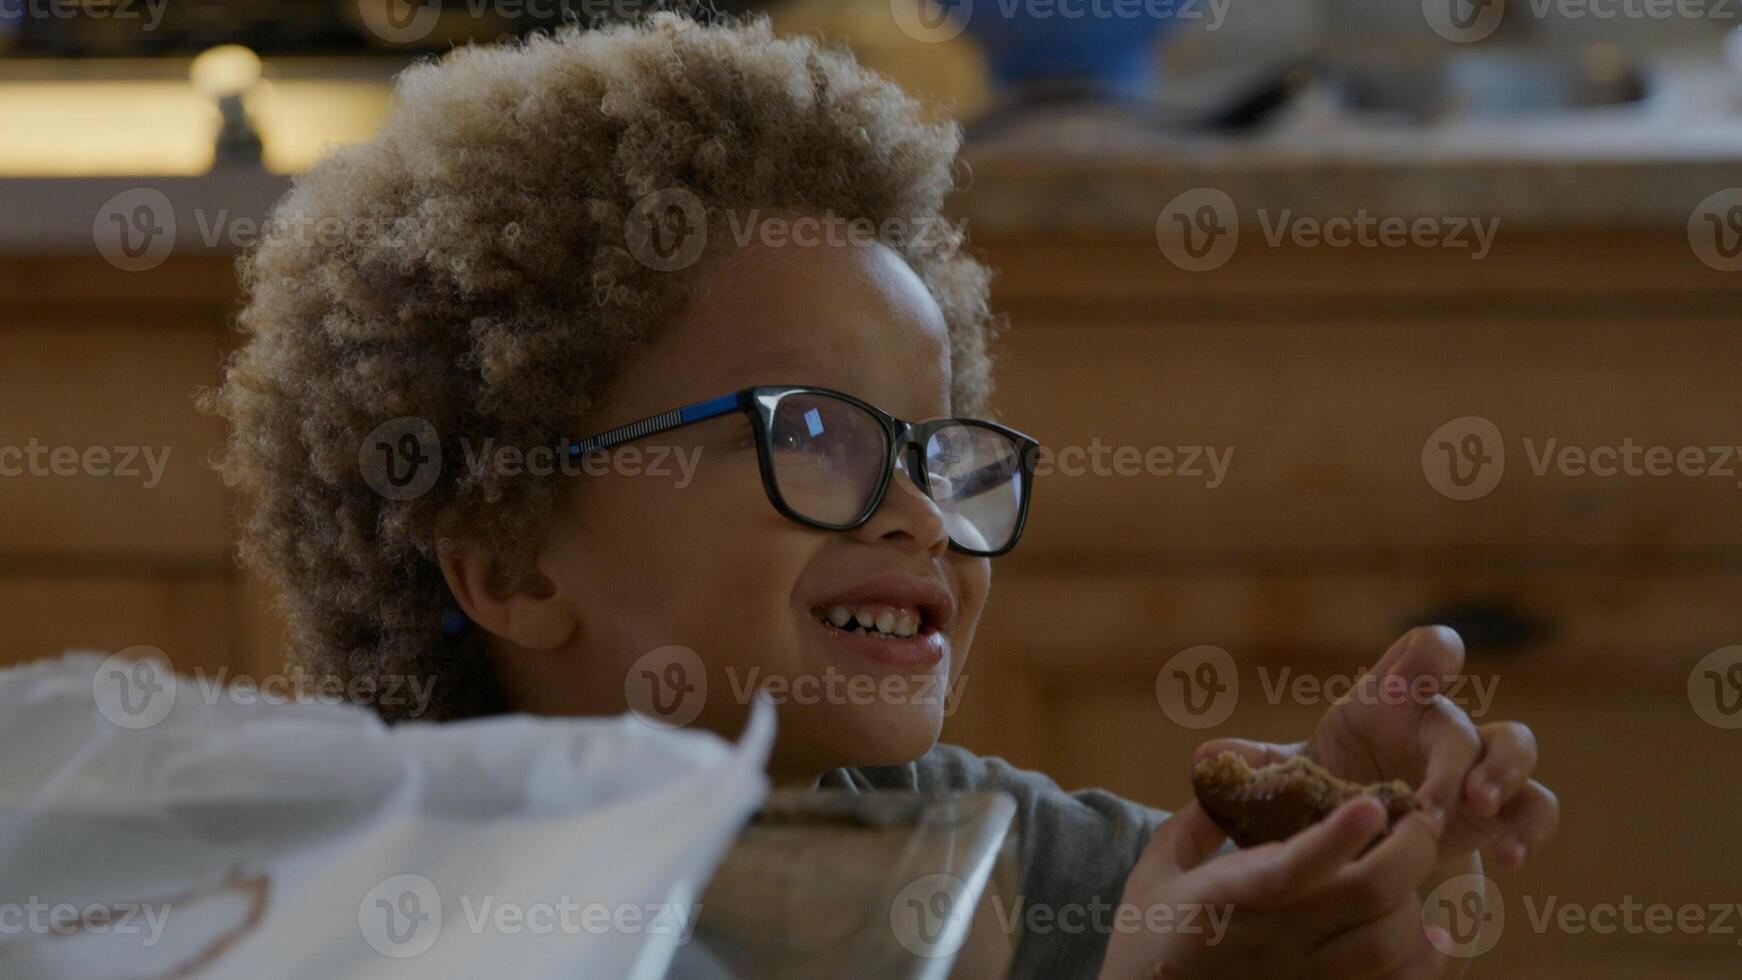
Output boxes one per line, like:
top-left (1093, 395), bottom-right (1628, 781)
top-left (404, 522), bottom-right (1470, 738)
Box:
top-left (852, 454), bottom-right (949, 556)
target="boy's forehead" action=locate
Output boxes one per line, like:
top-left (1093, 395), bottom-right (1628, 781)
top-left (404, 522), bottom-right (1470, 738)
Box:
top-left (669, 237), bottom-right (953, 403)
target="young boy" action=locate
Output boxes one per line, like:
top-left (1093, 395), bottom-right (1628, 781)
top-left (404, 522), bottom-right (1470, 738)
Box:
top-left (208, 13), bottom-right (1558, 977)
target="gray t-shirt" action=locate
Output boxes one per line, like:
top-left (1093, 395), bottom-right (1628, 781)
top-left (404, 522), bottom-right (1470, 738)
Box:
top-left (819, 744), bottom-right (1168, 979)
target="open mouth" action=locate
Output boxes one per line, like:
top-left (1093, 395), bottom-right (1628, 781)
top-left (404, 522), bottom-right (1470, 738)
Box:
top-left (804, 574), bottom-right (955, 667)
top-left (810, 603), bottom-right (929, 641)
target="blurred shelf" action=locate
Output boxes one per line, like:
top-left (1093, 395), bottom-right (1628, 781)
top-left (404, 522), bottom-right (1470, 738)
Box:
top-left (0, 56), bottom-right (400, 176)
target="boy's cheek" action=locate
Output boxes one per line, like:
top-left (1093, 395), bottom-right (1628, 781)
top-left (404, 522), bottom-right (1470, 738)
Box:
top-left (952, 555), bottom-right (992, 628)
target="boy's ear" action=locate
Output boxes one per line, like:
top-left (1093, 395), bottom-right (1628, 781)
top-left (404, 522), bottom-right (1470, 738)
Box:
top-left (438, 548), bottom-right (576, 652)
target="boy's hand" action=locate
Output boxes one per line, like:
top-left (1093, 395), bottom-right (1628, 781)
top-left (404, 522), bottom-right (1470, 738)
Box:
top-left (1100, 798), bottom-right (1458, 979)
top-left (1199, 626), bottom-right (1560, 872)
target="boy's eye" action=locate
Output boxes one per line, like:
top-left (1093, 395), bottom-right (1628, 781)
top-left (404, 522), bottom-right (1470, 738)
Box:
top-left (767, 395), bottom-right (885, 464)
top-left (770, 406), bottom-right (848, 455)
top-left (769, 419), bottom-right (806, 451)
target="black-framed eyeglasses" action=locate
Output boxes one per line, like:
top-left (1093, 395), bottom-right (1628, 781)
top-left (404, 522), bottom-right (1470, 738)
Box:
top-left (570, 385), bottom-right (1040, 557)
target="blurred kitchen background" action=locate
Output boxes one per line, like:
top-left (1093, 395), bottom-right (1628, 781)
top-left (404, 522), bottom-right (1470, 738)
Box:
top-left (3, 1), bottom-right (1742, 977)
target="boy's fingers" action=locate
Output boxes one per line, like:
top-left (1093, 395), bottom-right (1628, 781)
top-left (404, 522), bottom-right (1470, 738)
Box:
top-left (1322, 808), bottom-right (1445, 926)
top-left (1192, 737), bottom-right (1304, 769)
top-left (1235, 796), bottom-right (1388, 908)
top-left (1379, 625), bottom-right (1466, 687)
top-left (1413, 696), bottom-right (1484, 819)
top-left (1146, 801), bottom-right (1229, 875)
top-left (1463, 721), bottom-right (1538, 819)
top-left (1488, 780), bottom-right (1560, 869)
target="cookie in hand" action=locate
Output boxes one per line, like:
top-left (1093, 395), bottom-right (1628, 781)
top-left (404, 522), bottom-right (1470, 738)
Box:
top-left (1192, 751), bottom-right (1420, 848)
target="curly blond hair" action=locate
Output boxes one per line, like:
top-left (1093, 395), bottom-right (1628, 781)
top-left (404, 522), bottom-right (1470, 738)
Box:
top-left (204, 12), bottom-right (998, 721)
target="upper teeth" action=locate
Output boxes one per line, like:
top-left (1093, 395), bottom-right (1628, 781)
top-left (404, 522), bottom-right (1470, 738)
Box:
top-left (823, 605), bottom-right (920, 638)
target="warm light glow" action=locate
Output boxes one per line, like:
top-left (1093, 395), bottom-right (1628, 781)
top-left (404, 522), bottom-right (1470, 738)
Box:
top-left (0, 77), bottom-right (392, 176)
top-left (189, 45), bottom-right (264, 100)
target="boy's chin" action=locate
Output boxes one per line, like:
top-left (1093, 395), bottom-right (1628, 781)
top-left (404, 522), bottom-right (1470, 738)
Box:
top-left (790, 702), bottom-right (946, 773)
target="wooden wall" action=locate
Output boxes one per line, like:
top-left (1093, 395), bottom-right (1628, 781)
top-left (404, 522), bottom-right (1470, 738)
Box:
top-left (947, 233), bottom-right (1742, 978)
top-left (0, 255), bottom-right (279, 679)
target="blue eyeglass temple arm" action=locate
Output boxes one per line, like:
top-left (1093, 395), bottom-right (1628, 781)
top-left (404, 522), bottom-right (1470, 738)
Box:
top-left (444, 392), bottom-right (747, 636)
top-left (569, 391), bottom-right (743, 455)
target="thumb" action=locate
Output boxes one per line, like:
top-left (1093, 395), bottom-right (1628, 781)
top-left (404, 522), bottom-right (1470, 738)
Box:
top-left (1144, 801), bottom-right (1228, 876)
